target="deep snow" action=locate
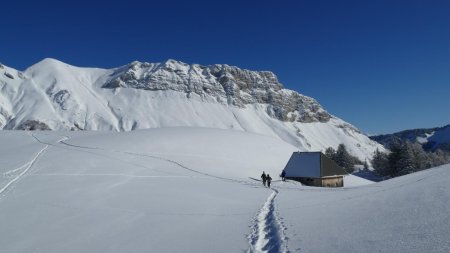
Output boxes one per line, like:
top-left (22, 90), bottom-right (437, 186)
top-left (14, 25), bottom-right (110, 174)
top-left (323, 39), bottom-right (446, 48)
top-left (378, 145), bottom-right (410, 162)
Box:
top-left (0, 128), bottom-right (448, 253)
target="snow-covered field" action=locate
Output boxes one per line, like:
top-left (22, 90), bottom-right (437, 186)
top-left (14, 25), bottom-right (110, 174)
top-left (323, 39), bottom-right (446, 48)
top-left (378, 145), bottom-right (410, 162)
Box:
top-left (0, 128), bottom-right (448, 253)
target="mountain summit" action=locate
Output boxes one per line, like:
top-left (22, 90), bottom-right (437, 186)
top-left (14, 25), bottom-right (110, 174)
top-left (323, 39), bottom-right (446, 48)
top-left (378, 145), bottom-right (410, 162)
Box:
top-left (0, 58), bottom-right (383, 160)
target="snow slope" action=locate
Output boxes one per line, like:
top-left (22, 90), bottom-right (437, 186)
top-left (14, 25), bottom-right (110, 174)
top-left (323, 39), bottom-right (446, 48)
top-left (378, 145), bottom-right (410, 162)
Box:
top-left (0, 129), bottom-right (448, 253)
top-left (277, 165), bottom-right (450, 252)
top-left (0, 59), bottom-right (384, 161)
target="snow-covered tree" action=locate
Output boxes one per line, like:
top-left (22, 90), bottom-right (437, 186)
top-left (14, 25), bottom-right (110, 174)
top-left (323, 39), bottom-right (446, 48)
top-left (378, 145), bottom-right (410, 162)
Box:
top-left (409, 142), bottom-right (428, 171)
top-left (429, 149), bottom-right (450, 167)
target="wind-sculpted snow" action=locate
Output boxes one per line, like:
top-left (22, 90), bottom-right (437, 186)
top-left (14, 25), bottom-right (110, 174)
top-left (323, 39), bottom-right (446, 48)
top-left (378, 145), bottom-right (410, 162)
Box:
top-left (0, 58), bottom-right (384, 161)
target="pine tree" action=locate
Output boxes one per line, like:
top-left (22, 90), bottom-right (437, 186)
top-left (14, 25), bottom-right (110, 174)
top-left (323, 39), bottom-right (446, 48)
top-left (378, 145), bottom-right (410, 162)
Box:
top-left (335, 144), bottom-right (355, 173)
top-left (387, 140), bottom-right (404, 177)
top-left (372, 140), bottom-right (450, 179)
top-left (372, 149), bottom-right (390, 177)
top-left (324, 144), bottom-right (364, 173)
top-left (325, 147), bottom-right (336, 160)
top-left (396, 142), bottom-right (416, 176)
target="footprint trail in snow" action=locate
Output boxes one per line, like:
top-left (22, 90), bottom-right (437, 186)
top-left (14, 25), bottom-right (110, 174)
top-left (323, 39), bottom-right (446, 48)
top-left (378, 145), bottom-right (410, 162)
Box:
top-left (248, 188), bottom-right (289, 253)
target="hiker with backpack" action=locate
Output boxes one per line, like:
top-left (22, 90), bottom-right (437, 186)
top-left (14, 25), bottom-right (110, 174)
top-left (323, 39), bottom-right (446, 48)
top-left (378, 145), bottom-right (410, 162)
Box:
top-left (280, 169), bottom-right (286, 181)
top-left (267, 174), bottom-right (272, 188)
top-left (261, 171), bottom-right (267, 187)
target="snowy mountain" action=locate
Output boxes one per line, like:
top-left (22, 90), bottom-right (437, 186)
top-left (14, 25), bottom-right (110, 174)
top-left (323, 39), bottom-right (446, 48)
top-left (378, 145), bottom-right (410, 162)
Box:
top-left (371, 124), bottom-right (450, 152)
top-left (0, 58), bottom-right (383, 160)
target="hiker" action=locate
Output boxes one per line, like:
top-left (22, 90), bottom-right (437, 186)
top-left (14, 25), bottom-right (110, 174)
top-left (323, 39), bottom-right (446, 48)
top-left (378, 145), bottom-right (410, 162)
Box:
top-left (280, 169), bottom-right (286, 182)
top-left (267, 174), bottom-right (272, 188)
top-left (261, 171), bottom-right (267, 187)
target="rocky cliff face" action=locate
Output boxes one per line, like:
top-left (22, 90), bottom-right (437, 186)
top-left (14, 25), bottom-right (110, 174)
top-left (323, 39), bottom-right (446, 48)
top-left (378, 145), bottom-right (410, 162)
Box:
top-left (103, 60), bottom-right (331, 123)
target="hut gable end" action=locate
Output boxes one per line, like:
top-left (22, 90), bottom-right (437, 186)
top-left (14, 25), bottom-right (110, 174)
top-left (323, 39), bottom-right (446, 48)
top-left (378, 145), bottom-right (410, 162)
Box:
top-left (320, 153), bottom-right (347, 177)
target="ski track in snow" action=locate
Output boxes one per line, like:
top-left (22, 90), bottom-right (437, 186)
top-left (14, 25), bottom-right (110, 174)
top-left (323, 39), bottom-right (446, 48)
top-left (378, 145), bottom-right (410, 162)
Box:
top-left (32, 135), bottom-right (181, 176)
top-left (3, 162), bottom-right (32, 178)
top-left (0, 140), bottom-right (49, 198)
top-left (32, 133), bottom-right (263, 190)
top-left (58, 139), bottom-right (252, 185)
top-left (33, 173), bottom-right (201, 179)
top-left (1, 133), bottom-right (72, 198)
top-left (248, 188), bottom-right (289, 253)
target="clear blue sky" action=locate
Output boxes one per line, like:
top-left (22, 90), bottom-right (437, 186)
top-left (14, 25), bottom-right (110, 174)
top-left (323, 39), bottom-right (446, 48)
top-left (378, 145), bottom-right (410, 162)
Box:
top-left (1, 0), bottom-right (449, 134)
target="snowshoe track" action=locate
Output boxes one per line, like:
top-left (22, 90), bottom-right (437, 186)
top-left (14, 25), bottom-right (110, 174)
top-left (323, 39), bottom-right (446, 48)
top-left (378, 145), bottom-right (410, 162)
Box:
top-left (248, 189), bottom-right (289, 253)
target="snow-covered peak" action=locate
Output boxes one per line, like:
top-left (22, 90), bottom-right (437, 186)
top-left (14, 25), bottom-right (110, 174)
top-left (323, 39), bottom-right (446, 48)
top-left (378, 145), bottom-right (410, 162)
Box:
top-left (162, 58), bottom-right (190, 68)
top-left (0, 58), bottom-right (385, 161)
top-left (26, 58), bottom-right (110, 75)
top-left (27, 57), bottom-right (68, 69)
top-left (24, 58), bottom-right (81, 77)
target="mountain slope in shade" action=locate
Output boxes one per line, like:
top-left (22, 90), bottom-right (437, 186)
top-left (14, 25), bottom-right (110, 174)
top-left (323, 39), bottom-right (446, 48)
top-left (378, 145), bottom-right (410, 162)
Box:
top-left (371, 124), bottom-right (450, 152)
top-left (0, 58), bottom-right (384, 160)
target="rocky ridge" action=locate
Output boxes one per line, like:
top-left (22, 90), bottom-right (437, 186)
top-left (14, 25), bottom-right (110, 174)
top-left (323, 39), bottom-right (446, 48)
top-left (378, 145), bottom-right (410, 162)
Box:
top-left (103, 60), bottom-right (331, 123)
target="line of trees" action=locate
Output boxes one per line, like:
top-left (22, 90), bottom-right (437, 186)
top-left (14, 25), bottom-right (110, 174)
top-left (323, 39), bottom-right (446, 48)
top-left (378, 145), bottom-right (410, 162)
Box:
top-left (371, 141), bottom-right (450, 178)
top-left (325, 144), bottom-right (363, 173)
